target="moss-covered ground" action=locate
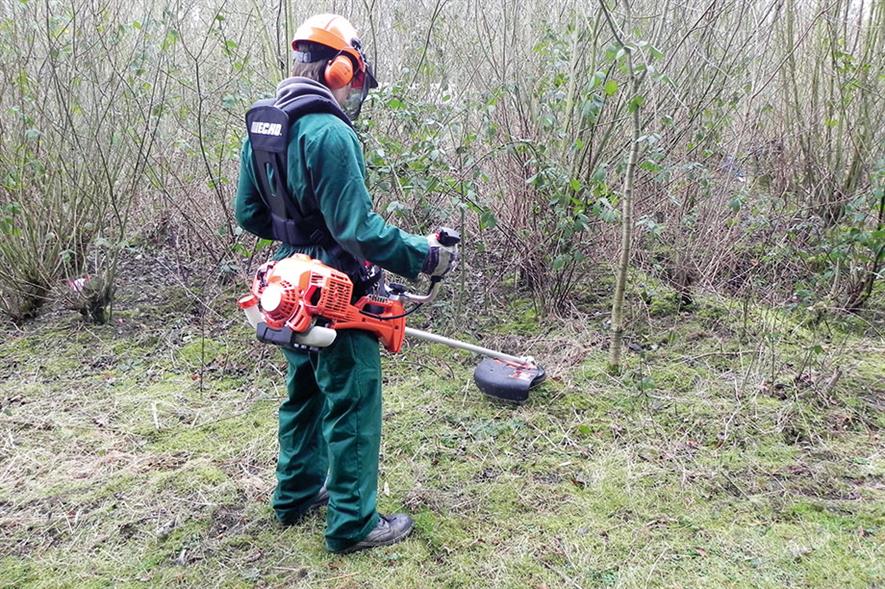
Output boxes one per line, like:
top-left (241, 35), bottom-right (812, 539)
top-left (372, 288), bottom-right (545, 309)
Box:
top-left (0, 251), bottom-right (882, 588)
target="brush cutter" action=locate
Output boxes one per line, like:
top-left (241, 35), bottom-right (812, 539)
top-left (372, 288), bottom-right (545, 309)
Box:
top-left (237, 231), bottom-right (545, 403)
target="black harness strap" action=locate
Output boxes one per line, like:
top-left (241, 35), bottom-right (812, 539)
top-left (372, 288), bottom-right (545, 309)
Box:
top-left (245, 85), bottom-right (380, 298)
top-left (246, 93), bottom-right (351, 249)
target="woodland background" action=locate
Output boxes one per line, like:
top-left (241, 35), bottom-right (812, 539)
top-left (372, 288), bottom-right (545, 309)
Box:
top-left (0, 0), bottom-right (882, 587)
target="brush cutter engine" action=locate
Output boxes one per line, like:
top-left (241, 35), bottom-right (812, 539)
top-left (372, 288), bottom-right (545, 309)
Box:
top-left (238, 254), bottom-right (411, 353)
top-left (237, 229), bottom-right (546, 403)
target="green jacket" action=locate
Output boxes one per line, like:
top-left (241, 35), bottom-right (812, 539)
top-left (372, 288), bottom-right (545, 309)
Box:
top-left (235, 112), bottom-right (428, 279)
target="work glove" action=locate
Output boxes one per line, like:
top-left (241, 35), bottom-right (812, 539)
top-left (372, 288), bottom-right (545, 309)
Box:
top-left (422, 228), bottom-right (460, 279)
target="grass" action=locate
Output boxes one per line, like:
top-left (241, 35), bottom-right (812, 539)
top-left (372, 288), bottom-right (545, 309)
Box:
top-left (0, 251), bottom-right (882, 588)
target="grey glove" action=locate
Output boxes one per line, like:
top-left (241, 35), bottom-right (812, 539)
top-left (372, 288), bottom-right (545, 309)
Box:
top-left (422, 232), bottom-right (459, 278)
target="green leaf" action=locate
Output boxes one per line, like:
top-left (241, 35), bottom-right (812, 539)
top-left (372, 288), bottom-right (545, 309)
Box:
top-left (161, 29), bottom-right (179, 51)
top-left (479, 208), bottom-right (497, 230)
top-left (581, 96), bottom-right (603, 121)
top-left (552, 254), bottom-right (571, 271)
top-left (728, 194), bottom-right (743, 212)
top-left (603, 80), bottom-right (618, 96)
top-left (628, 95), bottom-right (646, 112)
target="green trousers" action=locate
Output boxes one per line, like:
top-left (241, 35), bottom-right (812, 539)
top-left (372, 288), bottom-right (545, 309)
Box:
top-left (274, 329), bottom-right (382, 552)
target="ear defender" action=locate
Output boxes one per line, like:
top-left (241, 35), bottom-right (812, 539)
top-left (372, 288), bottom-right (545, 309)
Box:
top-left (324, 53), bottom-right (355, 89)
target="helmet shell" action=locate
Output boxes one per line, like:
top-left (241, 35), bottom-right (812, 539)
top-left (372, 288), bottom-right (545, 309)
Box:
top-left (292, 14), bottom-right (363, 68)
top-left (292, 14), bottom-right (378, 89)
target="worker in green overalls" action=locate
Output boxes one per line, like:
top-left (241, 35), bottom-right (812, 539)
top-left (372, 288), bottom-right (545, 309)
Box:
top-left (234, 14), bottom-right (457, 554)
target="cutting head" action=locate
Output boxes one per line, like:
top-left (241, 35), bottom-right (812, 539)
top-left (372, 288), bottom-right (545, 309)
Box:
top-left (473, 358), bottom-right (546, 404)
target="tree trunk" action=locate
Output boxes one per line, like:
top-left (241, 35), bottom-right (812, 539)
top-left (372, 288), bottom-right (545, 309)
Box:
top-left (608, 88), bottom-right (641, 373)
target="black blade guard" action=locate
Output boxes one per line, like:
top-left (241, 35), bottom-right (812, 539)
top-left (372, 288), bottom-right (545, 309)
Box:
top-left (473, 358), bottom-right (546, 404)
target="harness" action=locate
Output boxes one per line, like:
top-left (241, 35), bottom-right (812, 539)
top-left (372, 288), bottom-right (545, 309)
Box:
top-left (245, 81), bottom-right (381, 297)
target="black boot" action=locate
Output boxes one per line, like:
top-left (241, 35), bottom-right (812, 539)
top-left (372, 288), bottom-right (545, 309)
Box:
top-left (336, 513), bottom-right (414, 554)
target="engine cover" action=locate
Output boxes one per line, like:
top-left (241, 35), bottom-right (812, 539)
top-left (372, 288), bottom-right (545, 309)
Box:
top-left (239, 254), bottom-right (408, 352)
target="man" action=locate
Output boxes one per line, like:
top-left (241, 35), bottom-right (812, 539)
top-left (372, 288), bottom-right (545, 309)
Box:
top-left (234, 14), bottom-right (456, 554)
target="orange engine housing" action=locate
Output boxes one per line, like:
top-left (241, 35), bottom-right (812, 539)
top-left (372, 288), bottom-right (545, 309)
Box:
top-left (238, 254), bottom-right (407, 353)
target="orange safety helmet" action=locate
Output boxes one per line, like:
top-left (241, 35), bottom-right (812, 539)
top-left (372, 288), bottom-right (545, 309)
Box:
top-left (291, 14), bottom-right (378, 91)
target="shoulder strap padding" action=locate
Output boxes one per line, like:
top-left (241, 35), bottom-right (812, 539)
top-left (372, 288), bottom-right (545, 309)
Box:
top-left (276, 93), bottom-right (353, 129)
top-left (244, 87), bottom-right (353, 252)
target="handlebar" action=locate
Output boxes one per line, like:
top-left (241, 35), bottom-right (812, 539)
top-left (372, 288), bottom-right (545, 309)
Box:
top-left (401, 280), bottom-right (443, 304)
top-left (384, 279), bottom-right (442, 303)
top-left (382, 226), bottom-right (460, 305)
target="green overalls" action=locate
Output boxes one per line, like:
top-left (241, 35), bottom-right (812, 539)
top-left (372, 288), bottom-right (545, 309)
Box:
top-left (234, 112), bottom-right (428, 552)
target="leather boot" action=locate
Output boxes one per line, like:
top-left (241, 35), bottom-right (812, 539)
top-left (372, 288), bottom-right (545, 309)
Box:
top-left (335, 513), bottom-right (414, 554)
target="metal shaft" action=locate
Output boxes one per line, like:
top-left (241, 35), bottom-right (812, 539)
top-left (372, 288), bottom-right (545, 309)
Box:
top-left (404, 327), bottom-right (532, 366)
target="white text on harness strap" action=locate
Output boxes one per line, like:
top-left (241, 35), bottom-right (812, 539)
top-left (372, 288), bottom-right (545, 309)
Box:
top-left (251, 121), bottom-right (283, 136)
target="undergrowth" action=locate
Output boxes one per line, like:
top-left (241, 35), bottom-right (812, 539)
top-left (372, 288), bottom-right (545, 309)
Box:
top-left (0, 247), bottom-right (882, 588)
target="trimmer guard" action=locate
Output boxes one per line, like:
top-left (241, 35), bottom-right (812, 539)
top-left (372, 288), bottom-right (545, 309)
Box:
top-left (473, 358), bottom-right (546, 404)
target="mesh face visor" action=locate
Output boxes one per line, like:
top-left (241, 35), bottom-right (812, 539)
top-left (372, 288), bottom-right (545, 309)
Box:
top-left (340, 47), bottom-right (377, 119)
top-left (343, 47), bottom-right (376, 119)
top-left (356, 49), bottom-right (379, 89)
top-left (341, 82), bottom-right (369, 120)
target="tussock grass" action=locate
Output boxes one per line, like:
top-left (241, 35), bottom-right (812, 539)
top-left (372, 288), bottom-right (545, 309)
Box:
top-left (1, 249), bottom-right (882, 588)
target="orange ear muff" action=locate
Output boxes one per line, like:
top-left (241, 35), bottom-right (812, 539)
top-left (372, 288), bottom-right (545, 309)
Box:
top-left (325, 54), bottom-right (355, 90)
